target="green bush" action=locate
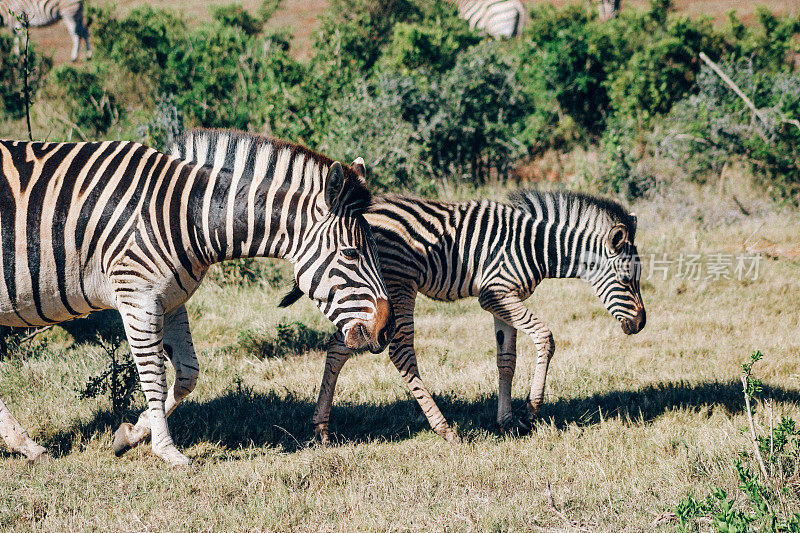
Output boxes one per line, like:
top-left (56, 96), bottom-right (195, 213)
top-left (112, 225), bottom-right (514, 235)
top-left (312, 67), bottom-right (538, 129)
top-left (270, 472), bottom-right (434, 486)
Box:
top-left (657, 60), bottom-right (800, 201)
top-left (48, 64), bottom-right (121, 135)
top-left (238, 320), bottom-right (330, 359)
top-left (0, 33), bottom-right (51, 120)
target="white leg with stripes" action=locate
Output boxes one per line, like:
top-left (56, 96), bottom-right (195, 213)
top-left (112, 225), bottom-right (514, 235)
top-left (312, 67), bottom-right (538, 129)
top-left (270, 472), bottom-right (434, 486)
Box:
top-left (113, 305), bottom-right (199, 458)
top-left (493, 317), bottom-right (518, 429)
top-left (480, 290), bottom-right (555, 426)
top-left (312, 332), bottom-right (351, 444)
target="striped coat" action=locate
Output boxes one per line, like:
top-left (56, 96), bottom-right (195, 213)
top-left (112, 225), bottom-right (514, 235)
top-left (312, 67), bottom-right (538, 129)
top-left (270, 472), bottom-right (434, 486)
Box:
top-left (0, 0), bottom-right (90, 61)
top-left (0, 131), bottom-right (392, 464)
top-left (454, 0), bottom-right (526, 39)
top-left (292, 191), bottom-right (645, 443)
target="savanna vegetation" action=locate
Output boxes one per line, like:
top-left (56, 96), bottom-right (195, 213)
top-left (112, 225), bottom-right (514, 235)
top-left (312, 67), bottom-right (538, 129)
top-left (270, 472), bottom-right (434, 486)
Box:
top-left (1, 0), bottom-right (800, 530)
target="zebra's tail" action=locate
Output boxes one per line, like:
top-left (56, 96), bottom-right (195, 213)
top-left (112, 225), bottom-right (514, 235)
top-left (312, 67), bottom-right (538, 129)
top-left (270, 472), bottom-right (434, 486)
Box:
top-left (278, 283), bottom-right (305, 308)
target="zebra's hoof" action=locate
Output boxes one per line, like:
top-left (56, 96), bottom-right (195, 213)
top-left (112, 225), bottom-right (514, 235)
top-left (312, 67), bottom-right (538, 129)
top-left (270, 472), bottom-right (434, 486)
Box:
top-left (112, 422), bottom-right (135, 457)
top-left (439, 428), bottom-right (461, 444)
top-left (23, 444), bottom-right (50, 463)
top-left (154, 446), bottom-right (190, 467)
top-left (314, 424), bottom-right (331, 446)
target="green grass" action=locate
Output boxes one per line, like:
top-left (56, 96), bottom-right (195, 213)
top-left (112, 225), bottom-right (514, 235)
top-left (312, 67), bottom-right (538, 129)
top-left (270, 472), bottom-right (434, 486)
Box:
top-left (1, 194), bottom-right (800, 531)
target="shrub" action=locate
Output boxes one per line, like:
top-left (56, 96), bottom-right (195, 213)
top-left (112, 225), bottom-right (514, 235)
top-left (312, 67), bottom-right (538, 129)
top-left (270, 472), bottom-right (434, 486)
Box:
top-left (0, 33), bottom-right (51, 120)
top-left (657, 60), bottom-right (800, 201)
top-left (211, 3), bottom-right (264, 35)
top-left (321, 74), bottom-right (432, 191)
top-left (425, 41), bottom-right (528, 183)
top-left (206, 258), bottom-right (290, 287)
top-left (237, 320), bottom-right (329, 359)
top-left (78, 333), bottom-right (140, 417)
top-left (673, 351), bottom-right (800, 531)
top-left (47, 64), bottom-right (121, 135)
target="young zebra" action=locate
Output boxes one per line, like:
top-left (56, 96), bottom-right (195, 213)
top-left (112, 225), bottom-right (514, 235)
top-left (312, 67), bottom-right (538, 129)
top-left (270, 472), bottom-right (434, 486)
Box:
top-left (0, 130), bottom-right (393, 465)
top-left (286, 191), bottom-right (645, 443)
top-left (453, 0), bottom-right (526, 39)
top-left (0, 0), bottom-right (90, 61)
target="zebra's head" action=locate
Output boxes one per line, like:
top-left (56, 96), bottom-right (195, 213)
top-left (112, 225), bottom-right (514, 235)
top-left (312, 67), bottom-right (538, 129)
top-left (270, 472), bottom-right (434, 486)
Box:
top-left (579, 214), bottom-right (646, 335)
top-left (286, 158), bottom-right (394, 353)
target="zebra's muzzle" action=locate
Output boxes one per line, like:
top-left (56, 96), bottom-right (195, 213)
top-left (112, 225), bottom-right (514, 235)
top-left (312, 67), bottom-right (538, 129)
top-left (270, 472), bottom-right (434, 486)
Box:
top-left (621, 307), bottom-right (646, 335)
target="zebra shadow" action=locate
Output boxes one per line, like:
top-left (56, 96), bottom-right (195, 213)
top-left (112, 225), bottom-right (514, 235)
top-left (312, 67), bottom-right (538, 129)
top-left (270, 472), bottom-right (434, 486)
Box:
top-left (33, 379), bottom-right (800, 458)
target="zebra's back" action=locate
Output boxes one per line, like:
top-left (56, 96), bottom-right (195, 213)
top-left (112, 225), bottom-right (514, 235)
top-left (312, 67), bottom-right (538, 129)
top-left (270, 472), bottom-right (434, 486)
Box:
top-left (0, 140), bottom-right (178, 326)
top-left (366, 195), bottom-right (528, 301)
top-left (0, 0), bottom-right (80, 26)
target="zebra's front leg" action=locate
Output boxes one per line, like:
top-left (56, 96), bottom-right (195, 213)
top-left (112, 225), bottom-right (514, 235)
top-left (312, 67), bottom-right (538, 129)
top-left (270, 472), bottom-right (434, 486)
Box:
top-left (312, 332), bottom-right (352, 445)
top-left (493, 317), bottom-right (519, 431)
top-left (116, 300), bottom-right (189, 466)
top-left (0, 397), bottom-right (48, 461)
top-left (113, 305), bottom-right (199, 459)
top-left (481, 292), bottom-right (555, 428)
top-left (388, 294), bottom-right (459, 443)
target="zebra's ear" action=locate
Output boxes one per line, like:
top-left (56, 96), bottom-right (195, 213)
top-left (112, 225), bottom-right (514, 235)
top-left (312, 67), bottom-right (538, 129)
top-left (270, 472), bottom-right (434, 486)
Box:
top-left (350, 157), bottom-right (367, 182)
top-left (629, 213), bottom-right (637, 239)
top-left (606, 223), bottom-right (628, 254)
top-left (325, 161), bottom-right (346, 210)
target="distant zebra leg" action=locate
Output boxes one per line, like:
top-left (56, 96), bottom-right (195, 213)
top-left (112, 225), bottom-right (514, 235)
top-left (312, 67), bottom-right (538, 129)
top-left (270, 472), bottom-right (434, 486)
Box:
top-left (493, 317), bottom-right (517, 429)
top-left (117, 298), bottom-right (189, 466)
top-left (388, 291), bottom-right (459, 443)
top-left (312, 332), bottom-right (351, 445)
top-left (481, 291), bottom-right (554, 426)
top-left (113, 305), bottom-right (199, 458)
top-left (61, 12), bottom-right (81, 62)
top-left (0, 398), bottom-right (48, 460)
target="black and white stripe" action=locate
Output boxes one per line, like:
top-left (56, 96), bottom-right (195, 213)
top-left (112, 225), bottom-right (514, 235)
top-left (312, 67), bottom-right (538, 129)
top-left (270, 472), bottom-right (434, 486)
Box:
top-left (306, 190), bottom-right (645, 442)
top-left (454, 0), bottom-right (526, 39)
top-left (0, 0), bottom-right (90, 61)
top-left (0, 131), bottom-right (392, 464)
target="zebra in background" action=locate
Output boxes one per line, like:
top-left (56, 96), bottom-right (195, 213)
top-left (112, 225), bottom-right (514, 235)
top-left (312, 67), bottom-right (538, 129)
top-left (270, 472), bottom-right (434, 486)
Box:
top-left (0, 130), bottom-right (393, 465)
top-left (597, 0), bottom-right (620, 21)
top-left (284, 190), bottom-right (645, 443)
top-left (453, 0), bottom-right (526, 39)
top-left (0, 0), bottom-right (90, 61)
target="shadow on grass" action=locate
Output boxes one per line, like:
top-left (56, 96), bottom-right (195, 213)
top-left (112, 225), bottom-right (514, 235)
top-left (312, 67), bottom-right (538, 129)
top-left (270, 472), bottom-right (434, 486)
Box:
top-left (40, 379), bottom-right (800, 457)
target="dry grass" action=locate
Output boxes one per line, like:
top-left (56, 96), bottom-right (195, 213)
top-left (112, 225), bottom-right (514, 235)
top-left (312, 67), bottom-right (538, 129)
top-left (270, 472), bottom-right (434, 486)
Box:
top-left (1, 186), bottom-right (799, 531)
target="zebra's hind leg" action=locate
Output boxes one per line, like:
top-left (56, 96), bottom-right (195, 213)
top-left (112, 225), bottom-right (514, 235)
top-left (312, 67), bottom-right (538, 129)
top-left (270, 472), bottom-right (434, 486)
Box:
top-left (480, 291), bottom-right (555, 428)
top-left (493, 317), bottom-right (523, 432)
top-left (312, 332), bottom-right (352, 445)
top-left (0, 398), bottom-right (48, 461)
top-left (113, 305), bottom-right (199, 459)
top-left (387, 291), bottom-right (459, 443)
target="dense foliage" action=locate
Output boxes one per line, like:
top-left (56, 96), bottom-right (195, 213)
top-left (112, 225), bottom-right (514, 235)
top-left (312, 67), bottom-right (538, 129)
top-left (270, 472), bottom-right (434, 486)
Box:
top-left (1, 0), bottom-right (799, 199)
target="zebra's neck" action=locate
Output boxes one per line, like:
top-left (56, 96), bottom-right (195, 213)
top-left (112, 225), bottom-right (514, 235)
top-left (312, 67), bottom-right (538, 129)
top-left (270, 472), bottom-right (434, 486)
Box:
top-left (178, 138), bottom-right (329, 267)
top-left (527, 217), bottom-right (602, 280)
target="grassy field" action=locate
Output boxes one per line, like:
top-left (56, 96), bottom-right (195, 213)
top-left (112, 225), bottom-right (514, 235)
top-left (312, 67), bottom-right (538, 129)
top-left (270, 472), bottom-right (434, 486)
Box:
top-left (1, 187), bottom-right (799, 531)
top-left (21, 0), bottom-right (800, 66)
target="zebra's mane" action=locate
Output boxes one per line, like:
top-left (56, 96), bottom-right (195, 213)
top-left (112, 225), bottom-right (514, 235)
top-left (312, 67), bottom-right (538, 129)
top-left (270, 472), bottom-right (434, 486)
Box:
top-left (172, 128), bottom-right (372, 214)
top-left (508, 189), bottom-right (636, 237)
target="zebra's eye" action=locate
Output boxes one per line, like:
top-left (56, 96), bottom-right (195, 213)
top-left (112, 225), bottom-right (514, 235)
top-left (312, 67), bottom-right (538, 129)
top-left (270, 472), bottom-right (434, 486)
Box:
top-left (342, 248), bottom-right (359, 260)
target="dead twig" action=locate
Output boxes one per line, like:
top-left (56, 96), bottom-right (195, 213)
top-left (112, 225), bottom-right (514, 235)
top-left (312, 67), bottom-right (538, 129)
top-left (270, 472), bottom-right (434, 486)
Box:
top-left (545, 482), bottom-right (591, 532)
top-left (20, 325), bottom-right (53, 344)
top-left (699, 52), bottom-right (800, 137)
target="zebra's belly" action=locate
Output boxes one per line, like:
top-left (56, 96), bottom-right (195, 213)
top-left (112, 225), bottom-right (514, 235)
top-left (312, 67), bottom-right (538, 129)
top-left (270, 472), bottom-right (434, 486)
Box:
top-left (0, 261), bottom-right (115, 327)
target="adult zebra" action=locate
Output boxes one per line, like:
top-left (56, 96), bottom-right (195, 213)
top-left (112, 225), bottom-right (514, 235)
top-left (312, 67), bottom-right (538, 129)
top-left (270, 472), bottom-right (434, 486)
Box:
top-left (0, 129), bottom-right (393, 465)
top-left (283, 190), bottom-right (645, 443)
top-left (454, 0), bottom-right (526, 39)
top-left (0, 0), bottom-right (90, 61)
